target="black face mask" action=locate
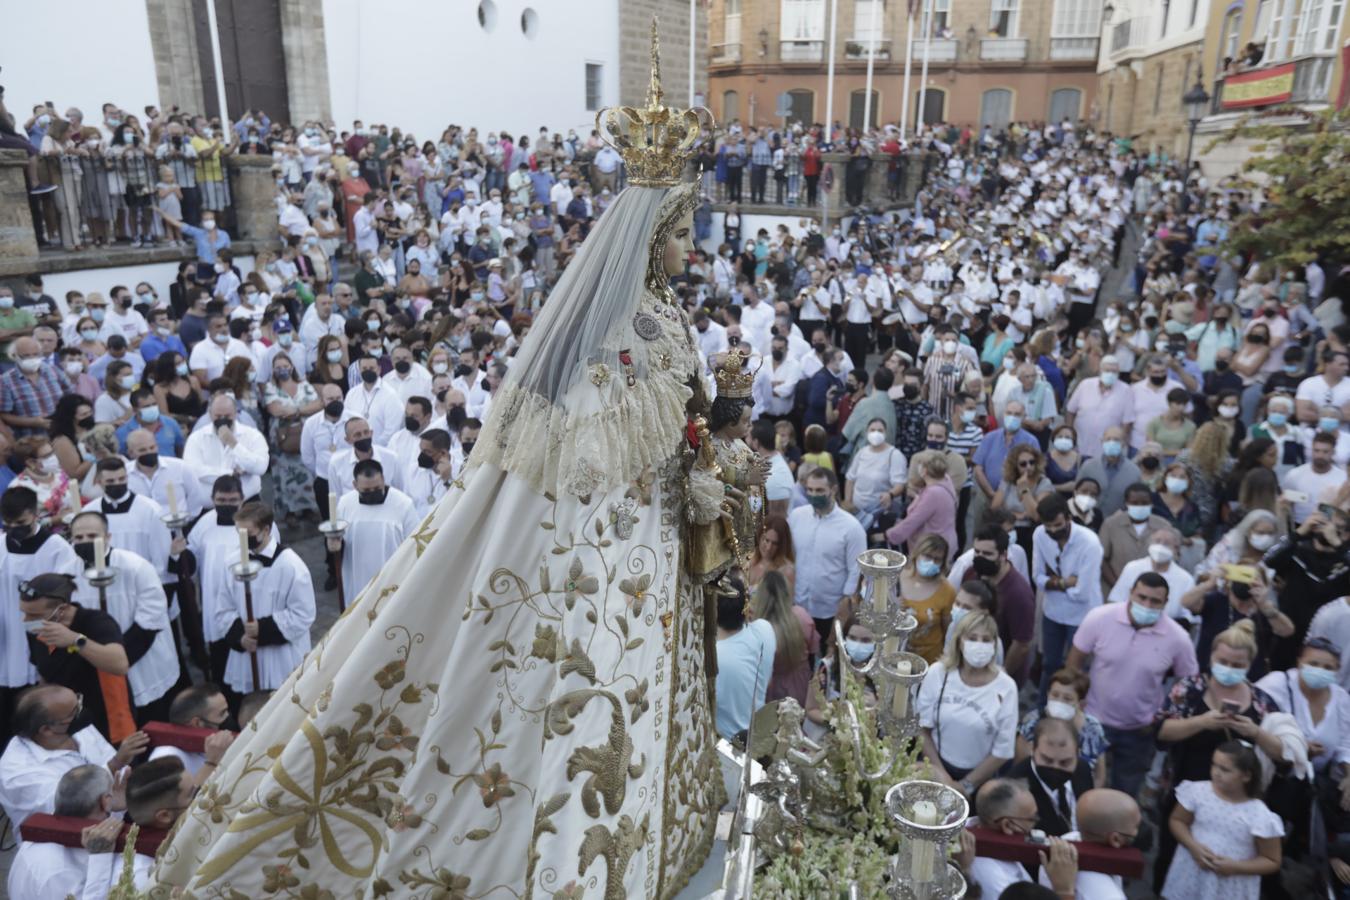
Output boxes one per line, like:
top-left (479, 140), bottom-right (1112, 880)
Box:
top-left (417, 451), bottom-right (435, 470)
top-left (203, 712), bottom-right (240, 733)
top-left (102, 483), bottom-right (128, 501)
top-left (394, 360), bottom-right (411, 375)
top-left (361, 369), bottom-right (379, 385)
top-left (1035, 763), bottom-right (1073, 791)
top-left (926, 440), bottom-right (945, 451)
top-left (461, 440), bottom-right (476, 456)
top-left (405, 416), bottom-right (421, 433)
top-left (972, 555), bottom-right (1000, 577)
top-left (1128, 820), bottom-right (1155, 854)
top-left (324, 400), bottom-right (344, 419)
top-left (213, 417), bottom-right (235, 432)
top-left (1140, 457), bottom-right (1160, 471)
top-left (215, 504), bottom-right (238, 526)
top-left (357, 487), bottom-right (388, 505)
top-left (73, 541), bottom-right (98, 567)
top-left (52, 709), bottom-right (94, 738)
top-left (447, 406), bottom-right (467, 430)
top-left (138, 453), bottom-right (159, 470)
top-left (902, 384), bottom-right (920, 401)
top-left (1148, 373), bottom-right (1167, 386)
top-left (1215, 359), bottom-right (1230, 371)
top-left (353, 437), bottom-right (374, 454)
top-left (78, 416), bottom-right (95, 431)
top-left (771, 349), bottom-right (785, 362)
top-left (246, 532), bottom-right (263, 551)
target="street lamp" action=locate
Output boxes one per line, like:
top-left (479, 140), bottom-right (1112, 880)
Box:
top-left (1183, 72), bottom-right (1211, 173)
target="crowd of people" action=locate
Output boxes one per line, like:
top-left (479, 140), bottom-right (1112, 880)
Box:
top-left (1, 84), bottom-right (1349, 899)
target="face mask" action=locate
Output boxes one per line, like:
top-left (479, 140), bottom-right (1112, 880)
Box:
top-left (1045, 699), bottom-right (1077, 721)
top-left (844, 639), bottom-right (874, 664)
top-left (1052, 437), bottom-right (1074, 453)
top-left (118, 375), bottom-right (135, 390)
top-left (1321, 417), bottom-right (1341, 433)
top-left (175, 362), bottom-right (189, 377)
top-left (962, 640), bottom-right (996, 668)
top-left (866, 431), bottom-right (886, 447)
top-left (949, 606), bottom-right (970, 627)
top-left (102, 482), bottom-right (128, 501)
top-left (917, 558), bottom-right (941, 578)
top-left (327, 349), bottom-right (343, 363)
top-left (1268, 412), bottom-right (1288, 427)
top-left (1211, 662), bottom-right (1248, 686)
top-left (73, 541), bottom-right (99, 568)
top-left (1130, 601), bottom-right (1162, 626)
top-left (38, 455), bottom-right (61, 476)
top-left (203, 219), bottom-right (216, 230)
top-left (1034, 764), bottom-right (1073, 791)
top-left (361, 369), bottom-right (379, 385)
top-left (62, 360), bottom-right (84, 378)
top-left (1248, 532), bottom-right (1275, 552)
top-left (352, 436), bottom-right (374, 454)
top-left (1164, 476), bottom-right (1189, 494)
top-left (1285, 364), bottom-right (1302, 375)
top-left (807, 493), bottom-right (830, 510)
top-left (417, 451), bottom-right (436, 470)
top-left (1004, 414), bottom-right (1022, 432)
top-left (80, 328), bottom-right (99, 342)
top-left (139, 406), bottom-right (160, 423)
top-left (1218, 404), bottom-right (1239, 418)
top-left (1126, 503), bottom-right (1152, 523)
top-left (902, 384), bottom-right (920, 401)
top-left (137, 452), bottom-right (159, 470)
top-left (1101, 439), bottom-right (1123, 458)
top-left (1148, 373), bottom-right (1167, 387)
top-left (1147, 543), bottom-right (1174, 564)
top-left (1002, 357), bottom-right (1016, 371)
top-left (213, 332), bottom-right (229, 346)
top-left (942, 340), bottom-right (959, 355)
top-left (357, 487), bottom-right (388, 505)
top-left (432, 362), bottom-right (449, 375)
top-left (1301, 665), bottom-right (1338, 691)
top-left (18, 358), bottom-right (41, 374)
top-left (961, 409), bottom-right (977, 425)
top-left (1099, 371), bottom-right (1118, 388)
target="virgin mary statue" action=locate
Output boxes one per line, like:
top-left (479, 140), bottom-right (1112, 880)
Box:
top-left (147, 28), bottom-right (739, 900)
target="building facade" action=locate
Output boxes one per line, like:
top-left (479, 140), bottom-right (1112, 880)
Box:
top-left (1193, 0), bottom-right (1349, 175)
top-left (1095, 0), bottom-right (1212, 160)
top-left (0, 0), bottom-right (706, 141)
top-left (705, 0), bottom-right (1101, 132)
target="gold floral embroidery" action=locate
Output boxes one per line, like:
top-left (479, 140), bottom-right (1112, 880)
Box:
top-left (579, 813), bottom-right (651, 900)
top-left (589, 363), bottom-right (613, 387)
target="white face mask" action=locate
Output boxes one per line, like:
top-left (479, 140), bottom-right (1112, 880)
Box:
top-left (1147, 543), bottom-right (1174, 564)
top-left (1248, 532), bottom-right (1276, 551)
top-left (1074, 494), bottom-right (1097, 512)
top-left (41, 455), bottom-right (61, 475)
top-left (942, 340), bottom-right (959, 356)
top-left (1044, 699), bottom-right (1077, 721)
top-left (962, 639), bottom-right (996, 669)
top-left (866, 430), bottom-right (886, 447)
top-left (1218, 404), bottom-right (1239, 418)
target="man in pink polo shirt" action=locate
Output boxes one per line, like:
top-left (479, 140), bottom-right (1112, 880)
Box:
top-left (1066, 571), bottom-right (1197, 800)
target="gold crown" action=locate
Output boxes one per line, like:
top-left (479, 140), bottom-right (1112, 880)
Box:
top-left (596, 18), bottom-right (714, 187)
top-left (713, 348), bottom-right (757, 399)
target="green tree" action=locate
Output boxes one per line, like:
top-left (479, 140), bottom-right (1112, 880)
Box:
top-left (1216, 109), bottom-right (1350, 268)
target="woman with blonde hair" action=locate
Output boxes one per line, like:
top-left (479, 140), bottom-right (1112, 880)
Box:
top-left (887, 452), bottom-right (958, 557)
top-left (801, 423), bottom-right (834, 472)
top-left (916, 609), bottom-right (1018, 796)
top-left (900, 533), bottom-right (957, 663)
top-left (750, 570), bottom-right (819, 705)
top-left (992, 444), bottom-right (1054, 559)
top-left (1179, 421), bottom-right (1233, 539)
top-left (746, 515), bottom-right (795, 592)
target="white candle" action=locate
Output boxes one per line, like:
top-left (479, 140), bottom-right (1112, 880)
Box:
top-left (890, 660), bottom-right (912, 718)
top-left (93, 536), bottom-right (105, 570)
top-left (238, 526), bottom-right (249, 561)
top-left (165, 482), bottom-right (179, 517)
top-left (872, 574), bottom-right (888, 612)
top-left (329, 491), bottom-right (338, 527)
top-left (910, 800), bottom-right (938, 882)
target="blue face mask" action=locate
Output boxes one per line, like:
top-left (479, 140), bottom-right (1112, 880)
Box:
top-left (917, 558), bottom-right (941, 578)
top-left (1285, 364), bottom-right (1302, 375)
top-left (1129, 601), bottom-right (1162, 627)
top-left (1301, 665), bottom-right (1338, 691)
top-left (949, 606), bottom-right (969, 627)
top-left (1321, 417), bottom-right (1341, 433)
top-left (1211, 662), bottom-right (1248, 686)
top-left (1268, 412), bottom-right (1288, 427)
top-left (1004, 414), bottom-right (1022, 432)
top-left (844, 639), bottom-right (874, 664)
top-left (139, 406), bottom-right (160, 423)
top-left (1127, 504), bottom-right (1152, 522)
top-left (1101, 439), bottom-right (1123, 458)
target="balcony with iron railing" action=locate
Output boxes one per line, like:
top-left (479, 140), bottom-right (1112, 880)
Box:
top-left (980, 37), bottom-right (1029, 61)
top-left (779, 40), bottom-right (824, 62)
top-left (1209, 54), bottom-right (1336, 113)
top-left (1049, 36), bottom-right (1100, 60)
top-left (711, 42), bottom-right (742, 64)
top-left (1109, 15), bottom-right (1153, 60)
top-left (916, 37), bottom-right (959, 62)
top-left (845, 38), bottom-right (892, 59)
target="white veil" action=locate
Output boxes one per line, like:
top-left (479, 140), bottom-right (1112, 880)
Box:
top-left (472, 181), bottom-right (702, 498)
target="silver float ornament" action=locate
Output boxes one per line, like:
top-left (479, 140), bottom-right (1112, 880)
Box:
top-left (875, 650), bottom-right (929, 740)
top-left (885, 780), bottom-right (969, 900)
top-left (855, 549), bottom-right (916, 653)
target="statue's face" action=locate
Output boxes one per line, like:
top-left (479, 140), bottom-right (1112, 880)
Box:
top-left (663, 208), bottom-right (695, 277)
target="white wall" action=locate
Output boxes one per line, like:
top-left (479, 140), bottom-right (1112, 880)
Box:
top-left (321, 0), bottom-right (620, 142)
top-left (0, 0), bottom-right (161, 129)
top-left (27, 256), bottom-right (256, 316)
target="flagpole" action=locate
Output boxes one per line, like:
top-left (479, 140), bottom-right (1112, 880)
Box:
top-left (900, 0), bottom-right (915, 140)
top-left (862, 0), bottom-right (881, 132)
top-left (917, 0), bottom-right (933, 131)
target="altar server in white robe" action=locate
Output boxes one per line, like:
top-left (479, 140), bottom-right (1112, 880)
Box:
top-left (0, 488), bottom-right (82, 734)
top-left (187, 476), bottom-right (247, 686)
top-left (404, 428), bottom-right (454, 519)
top-left (92, 459), bottom-right (171, 585)
top-left (69, 511), bottom-right (180, 723)
top-left (329, 459), bottom-right (421, 602)
top-left (214, 501), bottom-right (315, 694)
top-left (386, 395), bottom-right (434, 478)
top-left (327, 416), bottom-right (404, 499)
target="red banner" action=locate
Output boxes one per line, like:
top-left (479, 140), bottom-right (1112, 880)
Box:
top-left (1222, 63), bottom-right (1296, 109)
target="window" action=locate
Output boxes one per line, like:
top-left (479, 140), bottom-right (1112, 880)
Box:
top-left (1161, 0), bottom-right (1172, 36)
top-left (849, 89), bottom-right (879, 128)
top-left (725, 0), bottom-right (742, 45)
top-left (931, 0), bottom-right (951, 35)
top-left (1218, 8), bottom-right (1243, 70)
top-left (853, 0), bottom-right (886, 47)
top-left (723, 89), bottom-right (741, 122)
top-left (990, 0), bottom-right (1020, 36)
top-left (477, 0), bottom-right (497, 31)
top-left (1049, 87), bottom-right (1082, 121)
top-left (585, 64), bottom-right (603, 112)
top-left (781, 0), bottom-right (826, 40)
top-left (787, 89), bottom-right (815, 125)
top-left (917, 88), bottom-right (945, 125)
top-left (980, 88), bottom-right (1013, 128)
top-left (1153, 63), bottom-right (1165, 114)
top-left (1050, 0), bottom-right (1101, 36)
top-left (1252, 0), bottom-right (1274, 43)
top-left (1296, 0), bottom-right (1345, 54)
top-left (1189, 0), bottom-right (1201, 28)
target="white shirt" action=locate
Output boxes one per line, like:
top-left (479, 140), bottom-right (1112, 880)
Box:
top-left (278, 202), bottom-right (309, 237)
top-left (752, 356), bottom-right (801, 418)
top-left (188, 337), bottom-right (253, 382)
top-left (381, 366), bottom-right (434, 407)
top-left (1037, 831), bottom-right (1127, 899)
top-left (298, 308), bottom-right (345, 370)
top-left (1106, 556), bottom-right (1196, 623)
top-left (353, 207), bottom-right (379, 256)
top-left (1282, 462), bottom-right (1348, 523)
top-left (212, 540), bottom-right (315, 693)
top-left (327, 445), bottom-right (405, 499)
top-left (99, 493), bottom-right (171, 582)
top-left (343, 382), bottom-right (404, 447)
top-left (404, 464), bottom-right (450, 519)
top-left (739, 301), bottom-right (775, 357)
top-left (0, 727), bottom-right (115, 839)
top-left (187, 517), bottom-right (252, 643)
top-left (916, 661), bottom-right (1019, 770)
top-left (335, 487), bottom-right (421, 602)
top-left (1033, 522), bottom-right (1105, 626)
top-left (104, 307), bottom-right (148, 342)
top-left (300, 411), bottom-right (349, 482)
top-left (696, 321), bottom-right (728, 359)
top-left (182, 421), bottom-right (271, 499)
top-left (0, 534), bottom-right (83, 688)
top-left (1296, 374), bottom-right (1350, 412)
top-left (127, 458), bottom-right (207, 521)
top-left (788, 503), bottom-right (866, 620)
top-left (7, 840), bottom-right (105, 900)
top-left (73, 548), bottom-right (179, 706)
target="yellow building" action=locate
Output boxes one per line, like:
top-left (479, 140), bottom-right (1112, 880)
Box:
top-left (1195, 0), bottom-right (1349, 175)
